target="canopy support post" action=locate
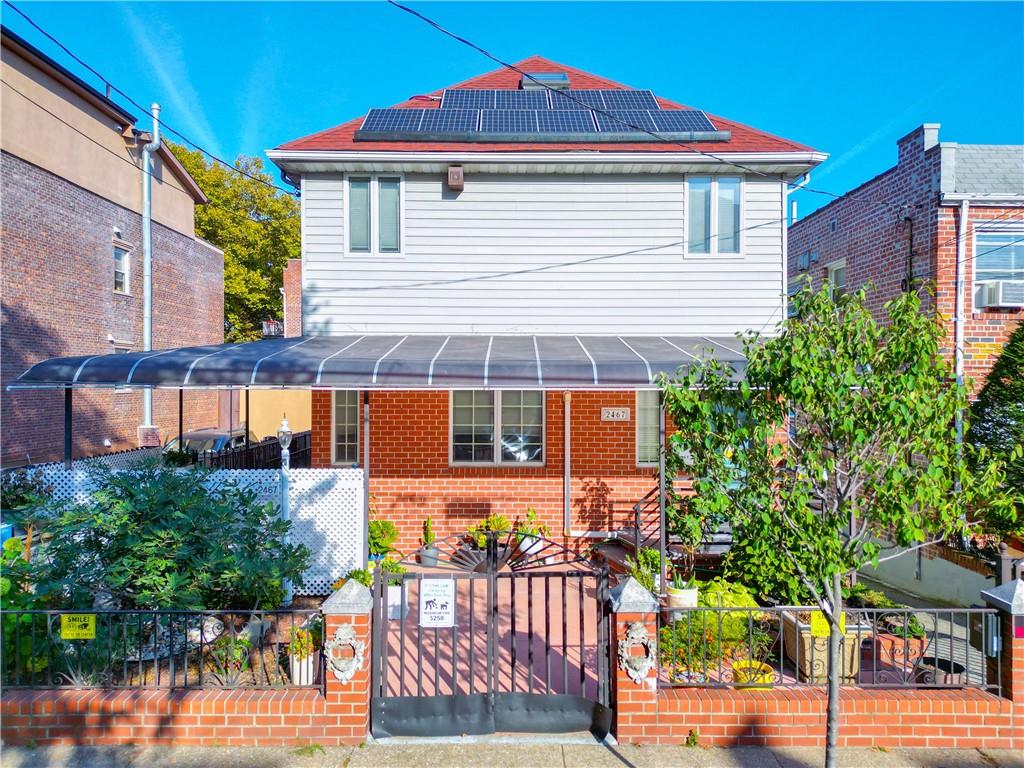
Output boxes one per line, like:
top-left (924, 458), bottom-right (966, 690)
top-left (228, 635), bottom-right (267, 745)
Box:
top-left (177, 389), bottom-right (183, 449)
top-left (244, 388), bottom-right (251, 466)
top-left (362, 391), bottom-right (371, 570)
top-left (658, 390), bottom-right (667, 599)
top-left (63, 388), bottom-right (73, 469)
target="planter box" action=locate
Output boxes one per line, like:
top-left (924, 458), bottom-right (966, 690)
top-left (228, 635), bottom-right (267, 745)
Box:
top-left (665, 587), bottom-right (698, 609)
top-left (781, 612), bottom-right (870, 684)
top-left (289, 654), bottom-right (317, 686)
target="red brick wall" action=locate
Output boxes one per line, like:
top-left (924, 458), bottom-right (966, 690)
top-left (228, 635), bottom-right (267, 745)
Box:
top-left (311, 389), bottom-right (667, 551)
top-left (283, 258), bottom-right (302, 337)
top-left (788, 125), bottom-right (1021, 396)
top-left (1, 152), bottom-right (223, 466)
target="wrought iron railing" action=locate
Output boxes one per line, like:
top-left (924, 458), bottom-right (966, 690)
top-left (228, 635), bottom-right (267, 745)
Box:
top-left (195, 431), bottom-right (312, 470)
top-left (0, 609), bottom-right (323, 690)
top-left (657, 605), bottom-right (1000, 692)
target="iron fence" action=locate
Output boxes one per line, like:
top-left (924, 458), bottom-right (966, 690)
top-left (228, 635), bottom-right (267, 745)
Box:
top-left (657, 605), bottom-right (1000, 692)
top-left (0, 609), bottom-right (323, 690)
top-left (195, 431), bottom-right (312, 470)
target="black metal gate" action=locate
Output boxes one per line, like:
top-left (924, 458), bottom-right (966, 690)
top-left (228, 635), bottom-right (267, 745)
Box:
top-left (370, 531), bottom-right (613, 738)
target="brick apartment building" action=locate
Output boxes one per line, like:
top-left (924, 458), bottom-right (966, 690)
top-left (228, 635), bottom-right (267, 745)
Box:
top-left (788, 124), bottom-right (1023, 393)
top-left (0, 27), bottom-right (223, 466)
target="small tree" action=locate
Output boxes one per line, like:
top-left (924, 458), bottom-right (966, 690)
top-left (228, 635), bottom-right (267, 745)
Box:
top-left (662, 286), bottom-right (1016, 768)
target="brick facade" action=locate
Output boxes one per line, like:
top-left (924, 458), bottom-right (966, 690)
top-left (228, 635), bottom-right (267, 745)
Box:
top-left (283, 258), bottom-right (302, 337)
top-left (310, 389), bottom-right (670, 551)
top-left (788, 125), bottom-right (1021, 396)
top-left (1, 153), bottom-right (223, 466)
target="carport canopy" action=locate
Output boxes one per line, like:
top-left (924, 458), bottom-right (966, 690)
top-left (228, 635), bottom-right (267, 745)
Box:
top-left (8, 334), bottom-right (746, 390)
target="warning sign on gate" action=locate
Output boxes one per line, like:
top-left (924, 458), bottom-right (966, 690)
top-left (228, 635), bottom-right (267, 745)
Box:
top-left (419, 578), bottom-right (455, 628)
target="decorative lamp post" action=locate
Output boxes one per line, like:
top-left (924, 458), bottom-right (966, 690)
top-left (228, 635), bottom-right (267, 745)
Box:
top-left (278, 416), bottom-right (293, 606)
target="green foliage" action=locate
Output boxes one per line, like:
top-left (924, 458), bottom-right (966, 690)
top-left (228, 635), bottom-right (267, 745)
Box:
top-left (368, 519), bottom-right (399, 557)
top-left (969, 321), bottom-right (1024, 537)
top-left (625, 546), bottom-right (661, 594)
top-left (209, 632), bottom-right (251, 686)
top-left (167, 142), bottom-right (299, 342)
top-left (161, 449), bottom-right (194, 468)
top-left (1, 468), bottom-right (51, 515)
top-left (15, 463), bottom-right (309, 610)
top-left (337, 569), bottom-right (372, 589)
top-left (467, 513), bottom-right (511, 548)
top-left (378, 557), bottom-right (407, 586)
top-left (662, 286), bottom-right (1016, 613)
top-left (845, 582), bottom-right (925, 639)
top-left (289, 627), bottom-right (316, 660)
top-left (514, 508), bottom-right (549, 539)
top-left (684, 730), bottom-right (700, 748)
top-left (1, 538), bottom-right (49, 678)
top-left (422, 517), bottom-right (436, 547)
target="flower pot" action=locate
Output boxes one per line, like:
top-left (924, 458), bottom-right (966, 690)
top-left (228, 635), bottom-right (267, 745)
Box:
top-left (387, 584), bottom-right (409, 620)
top-left (517, 535), bottom-right (545, 557)
top-left (781, 612), bottom-right (869, 684)
top-left (868, 632), bottom-right (927, 676)
top-left (731, 660), bottom-right (774, 689)
top-left (419, 546), bottom-right (440, 567)
top-left (665, 586), bottom-right (699, 609)
top-left (913, 657), bottom-right (966, 688)
top-left (289, 654), bottom-right (317, 686)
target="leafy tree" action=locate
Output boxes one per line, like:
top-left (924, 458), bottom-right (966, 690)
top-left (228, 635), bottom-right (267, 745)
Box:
top-left (661, 286), bottom-right (1016, 768)
top-left (969, 321), bottom-right (1024, 537)
top-left (16, 463), bottom-right (310, 610)
top-left (168, 143), bottom-right (299, 341)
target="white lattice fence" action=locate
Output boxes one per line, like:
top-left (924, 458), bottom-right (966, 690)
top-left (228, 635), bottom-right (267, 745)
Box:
top-left (25, 467), bottom-right (365, 598)
top-left (12, 447), bottom-right (161, 474)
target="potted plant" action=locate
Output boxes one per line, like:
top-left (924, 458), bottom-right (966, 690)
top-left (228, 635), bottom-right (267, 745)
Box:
top-left (665, 572), bottom-right (699, 609)
top-left (377, 558), bottom-right (409, 619)
top-left (624, 547), bottom-right (661, 595)
top-left (419, 517), bottom-right (439, 567)
top-left (368, 519), bottom-right (399, 563)
top-left (514, 508), bottom-right (548, 557)
top-left (659, 612), bottom-right (716, 684)
top-left (846, 584), bottom-right (927, 675)
top-left (781, 610), bottom-right (872, 684)
top-left (332, 568), bottom-right (372, 592)
top-left (731, 622), bottom-right (775, 689)
top-left (288, 619), bottom-right (321, 685)
top-left (455, 514), bottom-right (512, 571)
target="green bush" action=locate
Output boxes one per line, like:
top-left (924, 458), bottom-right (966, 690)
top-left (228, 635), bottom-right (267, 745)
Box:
top-left (625, 547), bottom-right (661, 594)
top-left (845, 582), bottom-right (926, 639)
top-left (467, 513), bottom-right (511, 548)
top-left (368, 519), bottom-right (399, 557)
top-left (14, 462), bottom-right (309, 610)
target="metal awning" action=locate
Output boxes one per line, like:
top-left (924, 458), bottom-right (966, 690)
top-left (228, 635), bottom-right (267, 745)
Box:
top-left (8, 335), bottom-right (746, 390)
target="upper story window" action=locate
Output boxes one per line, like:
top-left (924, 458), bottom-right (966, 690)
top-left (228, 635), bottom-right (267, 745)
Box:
top-left (827, 259), bottom-right (847, 299)
top-left (636, 390), bottom-right (661, 466)
top-left (687, 176), bottom-right (742, 256)
top-left (974, 230), bottom-right (1024, 310)
top-left (346, 174), bottom-right (403, 256)
top-left (451, 390), bottom-right (544, 465)
top-left (113, 244), bottom-right (130, 294)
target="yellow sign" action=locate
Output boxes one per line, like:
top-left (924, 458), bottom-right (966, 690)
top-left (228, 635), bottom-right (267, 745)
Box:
top-left (60, 614), bottom-right (96, 640)
top-left (809, 611), bottom-right (845, 638)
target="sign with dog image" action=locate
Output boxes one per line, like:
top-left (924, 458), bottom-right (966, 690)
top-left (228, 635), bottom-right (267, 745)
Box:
top-left (419, 578), bottom-right (456, 628)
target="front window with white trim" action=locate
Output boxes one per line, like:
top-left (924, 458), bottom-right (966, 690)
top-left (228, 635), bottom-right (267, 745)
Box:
top-left (333, 390), bottom-right (359, 465)
top-left (451, 391), bottom-right (544, 464)
top-left (827, 259), bottom-right (847, 299)
top-left (687, 175), bottom-right (742, 256)
top-left (346, 175), bottom-right (403, 255)
top-left (974, 230), bottom-right (1024, 309)
top-left (636, 390), bottom-right (661, 466)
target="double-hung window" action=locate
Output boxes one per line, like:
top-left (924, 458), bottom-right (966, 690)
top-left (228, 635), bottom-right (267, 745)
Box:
top-left (451, 391), bottom-right (544, 465)
top-left (346, 175), bottom-right (403, 256)
top-left (974, 230), bottom-right (1024, 309)
top-left (687, 176), bottom-right (742, 256)
top-left (636, 390), bottom-right (661, 466)
top-left (333, 390), bottom-right (359, 465)
top-left (827, 259), bottom-right (847, 299)
top-left (113, 244), bottom-right (130, 293)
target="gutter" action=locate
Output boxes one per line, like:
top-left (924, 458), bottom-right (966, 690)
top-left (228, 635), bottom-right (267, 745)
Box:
top-left (941, 193), bottom-right (1024, 207)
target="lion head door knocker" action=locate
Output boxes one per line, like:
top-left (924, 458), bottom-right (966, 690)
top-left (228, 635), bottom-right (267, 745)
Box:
top-left (324, 623), bottom-right (366, 684)
top-left (618, 621), bottom-right (656, 686)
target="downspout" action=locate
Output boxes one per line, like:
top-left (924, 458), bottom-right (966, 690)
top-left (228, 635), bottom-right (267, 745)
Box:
top-left (563, 392), bottom-right (571, 538)
top-left (140, 103), bottom-right (161, 429)
top-left (954, 199), bottom-right (969, 449)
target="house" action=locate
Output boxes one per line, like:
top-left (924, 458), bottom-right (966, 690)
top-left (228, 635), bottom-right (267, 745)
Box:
top-left (788, 124), bottom-right (1023, 394)
top-left (265, 56), bottom-right (824, 550)
top-left (0, 27), bottom-right (224, 466)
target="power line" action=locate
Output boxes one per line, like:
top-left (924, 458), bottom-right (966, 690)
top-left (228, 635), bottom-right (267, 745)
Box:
top-left (2, 0), bottom-right (297, 197)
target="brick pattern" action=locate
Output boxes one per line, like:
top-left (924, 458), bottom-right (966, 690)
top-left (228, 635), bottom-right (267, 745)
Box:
top-left (1, 152), bottom-right (223, 466)
top-left (311, 389), bottom-right (670, 551)
top-left (788, 126), bottom-right (1021, 397)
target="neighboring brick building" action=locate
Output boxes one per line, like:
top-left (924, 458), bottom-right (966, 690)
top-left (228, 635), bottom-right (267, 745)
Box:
top-left (788, 124), bottom-right (1023, 393)
top-left (0, 27), bottom-right (223, 466)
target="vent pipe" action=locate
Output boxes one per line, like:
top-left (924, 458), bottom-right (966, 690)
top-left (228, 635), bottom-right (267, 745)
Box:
top-left (141, 103), bottom-right (161, 430)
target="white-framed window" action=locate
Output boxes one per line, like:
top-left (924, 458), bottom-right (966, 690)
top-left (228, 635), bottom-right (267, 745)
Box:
top-left (113, 243), bottom-right (131, 293)
top-left (636, 390), bottom-right (661, 466)
top-left (827, 259), bottom-right (847, 299)
top-left (345, 174), bottom-right (404, 256)
top-left (450, 390), bottom-right (544, 465)
top-left (686, 175), bottom-right (742, 256)
top-left (332, 390), bottom-right (359, 465)
top-left (974, 229), bottom-right (1024, 309)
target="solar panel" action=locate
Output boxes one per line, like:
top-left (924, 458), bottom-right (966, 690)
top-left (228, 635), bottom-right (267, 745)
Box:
top-left (493, 90), bottom-right (549, 110)
top-left (549, 90), bottom-right (606, 110)
top-left (535, 110), bottom-right (596, 133)
top-left (360, 108), bottom-right (424, 132)
top-left (650, 110), bottom-right (717, 133)
top-left (593, 110), bottom-right (658, 133)
top-left (480, 110), bottom-right (537, 133)
top-left (419, 109), bottom-right (479, 132)
top-left (601, 90), bottom-right (660, 111)
top-left (441, 90), bottom-right (495, 110)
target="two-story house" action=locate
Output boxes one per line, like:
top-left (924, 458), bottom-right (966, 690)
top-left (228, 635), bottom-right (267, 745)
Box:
top-left (0, 27), bottom-right (224, 466)
top-left (788, 124), bottom-right (1023, 395)
top-left (266, 57), bottom-right (824, 550)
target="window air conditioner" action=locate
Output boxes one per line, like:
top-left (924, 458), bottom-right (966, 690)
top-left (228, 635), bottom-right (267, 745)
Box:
top-left (977, 280), bottom-right (1024, 308)
top-left (797, 252), bottom-right (810, 272)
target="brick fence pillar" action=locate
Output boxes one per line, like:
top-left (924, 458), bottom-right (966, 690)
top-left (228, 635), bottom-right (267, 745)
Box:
top-left (609, 576), bottom-right (660, 743)
top-left (321, 580), bottom-right (373, 743)
top-left (981, 579), bottom-right (1024, 750)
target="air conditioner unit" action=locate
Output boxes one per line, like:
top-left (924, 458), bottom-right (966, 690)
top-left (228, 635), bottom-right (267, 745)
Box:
top-left (797, 252), bottom-right (810, 271)
top-left (977, 280), bottom-right (1024, 308)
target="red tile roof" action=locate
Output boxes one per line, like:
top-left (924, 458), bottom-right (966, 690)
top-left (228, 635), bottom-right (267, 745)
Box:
top-left (277, 55), bottom-right (814, 154)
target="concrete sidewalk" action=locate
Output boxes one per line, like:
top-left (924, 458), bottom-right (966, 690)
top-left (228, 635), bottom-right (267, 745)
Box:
top-left (2, 742), bottom-right (1022, 768)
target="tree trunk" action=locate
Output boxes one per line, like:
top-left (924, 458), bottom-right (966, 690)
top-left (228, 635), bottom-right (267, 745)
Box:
top-left (825, 571), bottom-right (843, 768)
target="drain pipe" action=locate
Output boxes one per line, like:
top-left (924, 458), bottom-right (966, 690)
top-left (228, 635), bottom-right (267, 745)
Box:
top-left (141, 103), bottom-right (161, 430)
top-left (954, 199), bottom-right (970, 449)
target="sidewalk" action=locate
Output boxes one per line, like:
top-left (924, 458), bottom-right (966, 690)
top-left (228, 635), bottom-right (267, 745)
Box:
top-left (2, 742), bottom-right (1022, 768)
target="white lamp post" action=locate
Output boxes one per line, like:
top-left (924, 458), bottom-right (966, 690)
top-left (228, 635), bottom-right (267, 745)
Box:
top-left (277, 416), bottom-right (293, 606)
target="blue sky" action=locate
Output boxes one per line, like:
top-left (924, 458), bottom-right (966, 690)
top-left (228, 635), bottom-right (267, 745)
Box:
top-left (5, 1), bottom-right (1022, 215)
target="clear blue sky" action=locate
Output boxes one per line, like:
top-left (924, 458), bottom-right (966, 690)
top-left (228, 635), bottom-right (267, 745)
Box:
top-left (5, 1), bottom-right (1023, 214)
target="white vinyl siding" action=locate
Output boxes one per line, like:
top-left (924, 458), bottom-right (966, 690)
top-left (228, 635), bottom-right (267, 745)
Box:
top-left (302, 172), bottom-right (784, 335)
top-left (332, 390), bottom-right (359, 465)
top-left (636, 390), bottom-right (660, 466)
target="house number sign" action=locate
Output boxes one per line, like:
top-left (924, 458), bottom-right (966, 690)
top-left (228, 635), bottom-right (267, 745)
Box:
top-left (419, 578), bottom-right (455, 628)
top-left (601, 407), bottom-right (630, 422)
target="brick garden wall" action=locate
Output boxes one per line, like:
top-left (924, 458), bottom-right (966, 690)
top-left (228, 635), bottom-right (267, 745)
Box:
top-left (0, 153), bottom-right (223, 466)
